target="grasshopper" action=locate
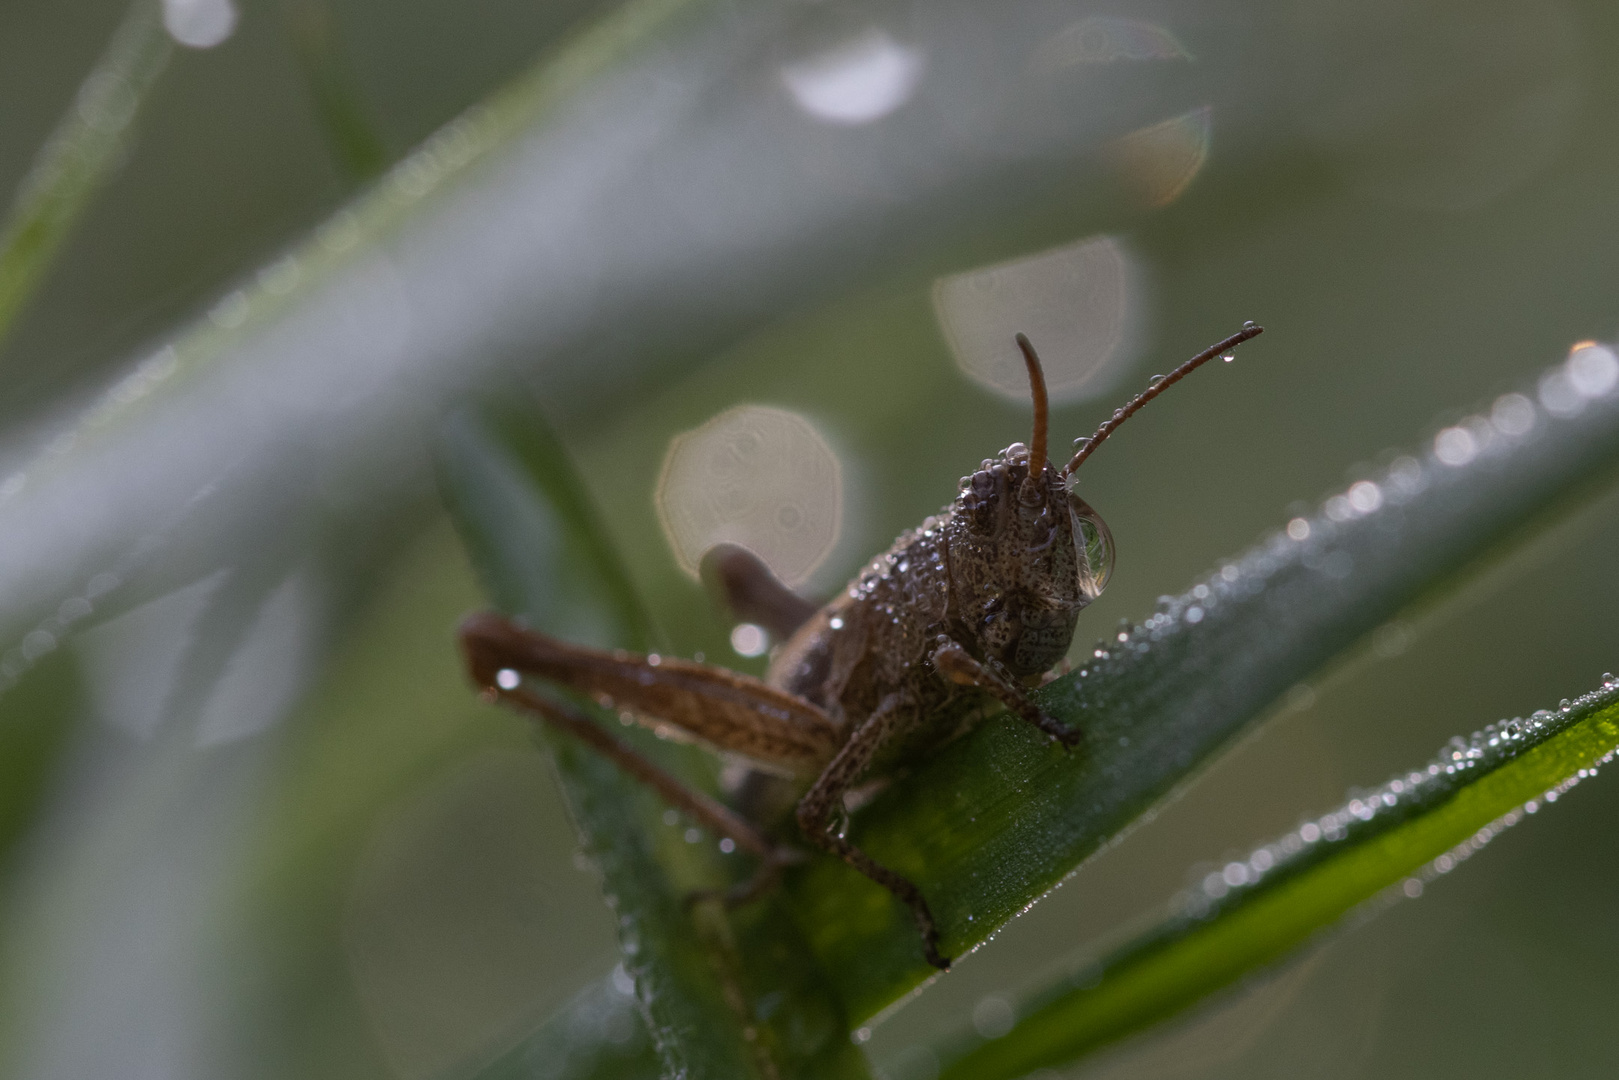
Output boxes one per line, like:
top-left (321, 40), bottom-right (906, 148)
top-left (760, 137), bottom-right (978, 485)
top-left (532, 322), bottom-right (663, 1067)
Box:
top-left (460, 322), bottom-right (1263, 970)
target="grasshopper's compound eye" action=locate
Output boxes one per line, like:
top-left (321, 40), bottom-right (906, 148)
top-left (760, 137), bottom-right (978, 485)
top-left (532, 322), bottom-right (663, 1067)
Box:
top-left (1067, 492), bottom-right (1115, 601)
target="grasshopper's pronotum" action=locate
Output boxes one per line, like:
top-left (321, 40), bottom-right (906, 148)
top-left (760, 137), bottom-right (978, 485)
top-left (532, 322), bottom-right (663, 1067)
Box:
top-left (461, 322), bottom-right (1263, 969)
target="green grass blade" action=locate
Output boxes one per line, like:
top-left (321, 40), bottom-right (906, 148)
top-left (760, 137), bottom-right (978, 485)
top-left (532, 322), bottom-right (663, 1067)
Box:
top-left (784, 350), bottom-right (1619, 1023)
top-left (451, 393), bottom-right (661, 654)
top-left (436, 401), bottom-right (758, 1078)
top-left (0, 0), bottom-right (172, 344)
top-left (436, 395), bottom-right (871, 1080)
top-left (932, 680), bottom-right (1619, 1079)
top-left (282, 0), bottom-right (391, 182)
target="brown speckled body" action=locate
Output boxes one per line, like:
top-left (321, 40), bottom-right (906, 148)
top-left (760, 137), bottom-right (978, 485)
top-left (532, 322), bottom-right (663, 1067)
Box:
top-left (459, 324), bottom-right (1262, 970)
top-left (768, 444), bottom-right (1097, 775)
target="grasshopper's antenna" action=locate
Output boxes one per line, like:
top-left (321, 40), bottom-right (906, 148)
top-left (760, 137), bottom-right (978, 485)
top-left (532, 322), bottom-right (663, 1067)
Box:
top-left (1061, 322), bottom-right (1264, 478)
top-left (1015, 332), bottom-right (1049, 474)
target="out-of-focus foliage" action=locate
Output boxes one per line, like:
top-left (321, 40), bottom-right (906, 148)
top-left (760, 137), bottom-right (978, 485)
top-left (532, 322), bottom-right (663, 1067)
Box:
top-left (1, 0), bottom-right (1618, 1078)
top-left (0, 1), bottom-right (171, 347)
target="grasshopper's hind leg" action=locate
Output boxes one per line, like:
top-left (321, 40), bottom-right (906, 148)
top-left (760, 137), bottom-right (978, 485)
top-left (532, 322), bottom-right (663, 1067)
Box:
top-left (485, 678), bottom-right (785, 864)
top-left (701, 543), bottom-right (819, 639)
top-left (795, 693), bottom-right (951, 971)
top-left (459, 612), bottom-right (832, 900)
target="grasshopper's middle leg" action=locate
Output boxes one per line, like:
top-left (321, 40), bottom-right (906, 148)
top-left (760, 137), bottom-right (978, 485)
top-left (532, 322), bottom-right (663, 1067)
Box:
top-left (795, 693), bottom-right (952, 971)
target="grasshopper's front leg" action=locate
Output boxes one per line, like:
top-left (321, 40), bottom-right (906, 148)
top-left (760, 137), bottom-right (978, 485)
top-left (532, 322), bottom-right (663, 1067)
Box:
top-left (930, 636), bottom-right (1083, 749)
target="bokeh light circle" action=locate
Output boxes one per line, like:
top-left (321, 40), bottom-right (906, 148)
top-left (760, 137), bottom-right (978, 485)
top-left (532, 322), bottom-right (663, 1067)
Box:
top-left (655, 405), bottom-right (842, 588)
top-left (932, 235), bottom-right (1141, 404)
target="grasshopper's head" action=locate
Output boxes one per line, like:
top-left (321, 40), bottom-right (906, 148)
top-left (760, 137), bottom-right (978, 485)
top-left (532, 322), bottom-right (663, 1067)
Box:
top-left (947, 323), bottom-right (1262, 677)
top-left (950, 439), bottom-right (1113, 677)
top-left (947, 333), bottom-right (1113, 677)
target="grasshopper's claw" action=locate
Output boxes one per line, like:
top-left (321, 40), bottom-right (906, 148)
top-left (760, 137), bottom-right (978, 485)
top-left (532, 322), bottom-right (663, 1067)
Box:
top-left (1042, 713), bottom-right (1084, 750)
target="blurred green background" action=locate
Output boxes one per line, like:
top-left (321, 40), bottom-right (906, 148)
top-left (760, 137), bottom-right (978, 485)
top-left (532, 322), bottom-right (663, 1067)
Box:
top-left (1, 0), bottom-right (1617, 1078)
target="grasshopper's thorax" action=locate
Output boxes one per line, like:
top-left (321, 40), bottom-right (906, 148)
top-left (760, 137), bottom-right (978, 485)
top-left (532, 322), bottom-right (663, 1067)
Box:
top-left (942, 441), bottom-right (1114, 677)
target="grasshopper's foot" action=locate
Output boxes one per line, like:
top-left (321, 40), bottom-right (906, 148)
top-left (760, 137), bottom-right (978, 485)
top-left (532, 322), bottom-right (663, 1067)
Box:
top-left (1035, 711), bottom-right (1084, 750)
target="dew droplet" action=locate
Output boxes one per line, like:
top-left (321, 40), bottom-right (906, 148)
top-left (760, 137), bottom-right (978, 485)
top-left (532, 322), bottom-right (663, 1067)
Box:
top-left (1221, 353), bottom-right (1235, 363)
top-left (1603, 672), bottom-right (1617, 688)
top-left (1242, 320), bottom-right (1256, 330)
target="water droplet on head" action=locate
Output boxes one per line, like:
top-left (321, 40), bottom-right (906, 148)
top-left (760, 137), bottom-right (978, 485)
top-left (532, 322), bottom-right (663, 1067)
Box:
top-left (1221, 353), bottom-right (1234, 362)
top-left (1242, 320), bottom-right (1256, 330)
top-left (495, 668), bottom-right (520, 690)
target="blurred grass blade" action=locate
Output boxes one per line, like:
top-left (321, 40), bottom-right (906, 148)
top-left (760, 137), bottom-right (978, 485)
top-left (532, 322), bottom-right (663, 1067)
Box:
top-left (437, 394), bottom-right (871, 1080)
top-left (0, 0), bottom-right (1218, 663)
top-left (461, 971), bottom-right (660, 1080)
top-left (281, 0), bottom-right (390, 182)
top-left (784, 346), bottom-right (1619, 1022)
top-left (0, 0), bottom-right (172, 344)
top-left (931, 680), bottom-right (1619, 1079)
top-left (449, 392), bottom-right (660, 654)
top-left (437, 399), bottom-right (757, 1077)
